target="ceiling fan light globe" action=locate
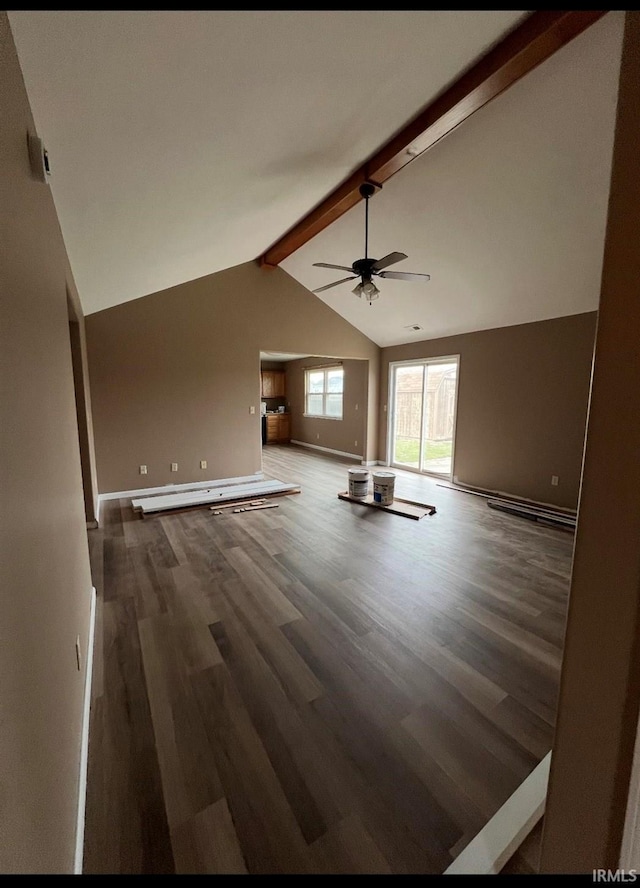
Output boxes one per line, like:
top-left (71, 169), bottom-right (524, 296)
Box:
top-left (362, 280), bottom-right (380, 303)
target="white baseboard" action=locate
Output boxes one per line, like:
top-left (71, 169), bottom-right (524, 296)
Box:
top-left (98, 472), bottom-right (264, 503)
top-left (74, 586), bottom-right (97, 874)
top-left (445, 751), bottom-right (550, 874)
top-left (290, 440), bottom-right (362, 461)
top-left (361, 460), bottom-right (378, 467)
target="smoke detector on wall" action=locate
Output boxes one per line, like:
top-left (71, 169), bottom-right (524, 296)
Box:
top-left (27, 132), bottom-right (51, 184)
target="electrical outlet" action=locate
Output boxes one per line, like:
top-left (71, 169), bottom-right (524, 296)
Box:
top-left (355, 440), bottom-right (358, 448)
top-left (355, 403), bottom-right (358, 411)
top-left (250, 405), bottom-right (255, 414)
top-left (200, 460), bottom-right (207, 470)
top-left (139, 465), bottom-right (147, 475)
top-left (316, 433), bottom-right (320, 440)
top-left (551, 475), bottom-right (559, 486)
top-left (75, 635), bottom-right (82, 671)
top-left (171, 462), bottom-right (178, 472)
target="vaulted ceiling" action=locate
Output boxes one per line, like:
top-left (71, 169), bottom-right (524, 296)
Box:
top-left (9, 11), bottom-right (624, 345)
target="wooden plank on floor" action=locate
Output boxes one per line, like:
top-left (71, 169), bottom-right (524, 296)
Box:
top-left (208, 613), bottom-right (338, 844)
top-left (191, 663), bottom-right (313, 874)
top-left (85, 597), bottom-right (175, 874)
top-left (458, 600), bottom-right (563, 674)
top-left (222, 546), bottom-right (304, 627)
top-left (309, 813), bottom-right (392, 874)
top-left (137, 612), bottom-right (224, 830)
top-left (338, 491), bottom-right (436, 519)
top-left (402, 703), bottom-right (525, 821)
top-left (170, 798), bottom-right (248, 874)
top-left (217, 577), bottom-right (324, 705)
top-left (137, 614), bottom-right (196, 829)
top-left (133, 480), bottom-right (300, 514)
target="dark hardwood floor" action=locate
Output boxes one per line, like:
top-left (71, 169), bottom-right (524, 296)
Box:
top-left (83, 444), bottom-right (572, 874)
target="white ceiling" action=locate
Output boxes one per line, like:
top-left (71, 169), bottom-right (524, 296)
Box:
top-left (8, 12), bottom-right (624, 347)
top-left (8, 10), bottom-right (526, 317)
top-left (282, 13), bottom-right (624, 346)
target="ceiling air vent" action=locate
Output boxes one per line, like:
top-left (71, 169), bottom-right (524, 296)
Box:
top-left (404, 324), bottom-right (423, 332)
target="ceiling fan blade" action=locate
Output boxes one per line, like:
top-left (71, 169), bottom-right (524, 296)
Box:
top-left (372, 251), bottom-right (408, 272)
top-left (312, 276), bottom-right (357, 293)
top-left (378, 271), bottom-right (431, 282)
top-left (312, 262), bottom-right (354, 272)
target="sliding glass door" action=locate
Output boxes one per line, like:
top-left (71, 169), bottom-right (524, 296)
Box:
top-left (389, 356), bottom-right (459, 478)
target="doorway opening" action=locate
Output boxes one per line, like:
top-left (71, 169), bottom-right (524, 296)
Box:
top-left (389, 356), bottom-right (459, 479)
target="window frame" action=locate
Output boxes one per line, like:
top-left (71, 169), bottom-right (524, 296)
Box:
top-left (304, 365), bottom-right (344, 420)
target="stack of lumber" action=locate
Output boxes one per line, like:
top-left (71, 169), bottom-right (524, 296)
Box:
top-left (337, 491), bottom-right (436, 520)
top-left (131, 478), bottom-right (300, 516)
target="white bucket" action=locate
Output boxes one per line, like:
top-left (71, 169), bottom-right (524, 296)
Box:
top-left (348, 468), bottom-right (370, 498)
top-left (373, 471), bottom-right (395, 505)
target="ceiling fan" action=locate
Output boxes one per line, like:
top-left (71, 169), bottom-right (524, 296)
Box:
top-left (312, 182), bottom-right (431, 304)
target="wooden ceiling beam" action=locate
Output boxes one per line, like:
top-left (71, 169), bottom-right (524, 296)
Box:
top-left (258, 10), bottom-right (607, 269)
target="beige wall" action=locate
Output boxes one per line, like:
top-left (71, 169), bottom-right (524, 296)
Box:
top-left (541, 12), bottom-right (640, 871)
top-left (285, 356), bottom-right (368, 458)
top-left (86, 263), bottom-right (380, 493)
top-left (87, 259), bottom-right (595, 505)
top-left (0, 13), bottom-right (94, 872)
top-left (380, 313), bottom-right (597, 508)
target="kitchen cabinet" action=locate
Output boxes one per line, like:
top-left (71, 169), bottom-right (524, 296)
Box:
top-left (265, 413), bottom-right (291, 444)
top-left (261, 369), bottom-right (286, 398)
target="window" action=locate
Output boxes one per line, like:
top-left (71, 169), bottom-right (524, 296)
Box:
top-left (304, 366), bottom-right (343, 419)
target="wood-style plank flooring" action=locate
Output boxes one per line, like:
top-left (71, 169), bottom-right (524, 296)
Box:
top-left (84, 444), bottom-right (572, 874)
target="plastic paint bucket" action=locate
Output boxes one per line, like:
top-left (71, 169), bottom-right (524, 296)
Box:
top-left (372, 471), bottom-right (395, 505)
top-left (348, 468), bottom-right (370, 499)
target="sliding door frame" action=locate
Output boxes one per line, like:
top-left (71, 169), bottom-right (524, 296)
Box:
top-left (387, 354), bottom-right (460, 481)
